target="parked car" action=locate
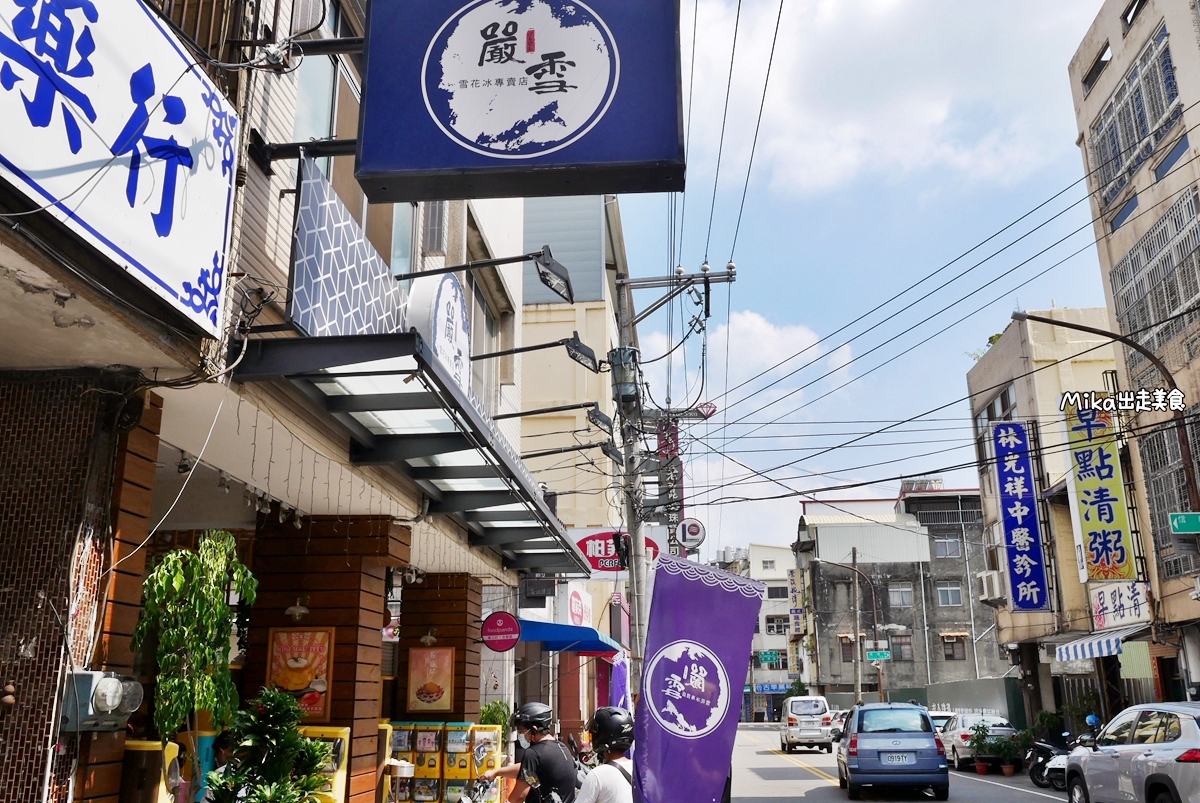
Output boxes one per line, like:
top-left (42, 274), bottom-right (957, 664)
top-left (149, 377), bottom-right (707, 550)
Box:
top-left (835, 702), bottom-right (949, 800)
top-left (825, 709), bottom-right (849, 740)
top-left (940, 713), bottom-right (1017, 769)
top-left (780, 695), bottom-right (834, 753)
top-left (929, 711), bottom-right (958, 733)
top-left (1066, 702), bottom-right (1200, 803)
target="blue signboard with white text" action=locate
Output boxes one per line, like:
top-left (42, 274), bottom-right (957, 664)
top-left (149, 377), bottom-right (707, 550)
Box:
top-left (993, 423), bottom-right (1051, 611)
top-left (357, 0), bottom-right (685, 202)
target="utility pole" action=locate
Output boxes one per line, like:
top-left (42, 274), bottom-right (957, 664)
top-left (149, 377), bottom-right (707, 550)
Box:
top-left (852, 547), bottom-right (862, 705)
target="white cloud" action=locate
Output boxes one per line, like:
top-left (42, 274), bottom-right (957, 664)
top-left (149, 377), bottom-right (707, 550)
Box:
top-left (681, 0), bottom-right (1098, 193)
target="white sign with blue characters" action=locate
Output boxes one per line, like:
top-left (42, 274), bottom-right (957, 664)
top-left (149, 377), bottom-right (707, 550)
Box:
top-left (0, 0), bottom-right (238, 337)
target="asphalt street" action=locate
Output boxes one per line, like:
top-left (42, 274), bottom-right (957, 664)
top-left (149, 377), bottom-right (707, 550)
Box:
top-left (732, 724), bottom-right (1069, 803)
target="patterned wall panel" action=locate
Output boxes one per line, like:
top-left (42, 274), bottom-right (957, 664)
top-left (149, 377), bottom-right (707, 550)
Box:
top-left (288, 156), bottom-right (408, 337)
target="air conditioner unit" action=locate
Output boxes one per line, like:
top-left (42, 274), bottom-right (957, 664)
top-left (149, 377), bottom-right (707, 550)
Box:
top-left (1190, 576), bottom-right (1200, 602)
top-left (977, 570), bottom-right (1006, 607)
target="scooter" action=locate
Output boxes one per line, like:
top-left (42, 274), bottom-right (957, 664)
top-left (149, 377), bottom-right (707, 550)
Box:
top-left (1042, 751), bottom-right (1068, 791)
top-left (459, 776), bottom-right (498, 803)
top-left (1026, 736), bottom-right (1070, 790)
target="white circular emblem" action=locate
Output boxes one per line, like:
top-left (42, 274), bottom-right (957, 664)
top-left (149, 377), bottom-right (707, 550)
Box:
top-left (644, 639), bottom-right (729, 739)
top-left (422, 0), bottom-right (620, 159)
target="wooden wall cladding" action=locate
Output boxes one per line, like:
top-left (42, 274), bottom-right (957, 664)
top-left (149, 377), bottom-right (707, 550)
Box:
top-left (248, 513), bottom-right (410, 803)
top-left (392, 574), bottom-right (483, 722)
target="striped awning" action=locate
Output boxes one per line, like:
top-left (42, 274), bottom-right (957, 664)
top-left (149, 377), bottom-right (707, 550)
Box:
top-left (1055, 624), bottom-right (1149, 661)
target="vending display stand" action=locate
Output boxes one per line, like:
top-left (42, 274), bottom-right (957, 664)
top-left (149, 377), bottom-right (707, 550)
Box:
top-left (412, 723), bottom-right (444, 802)
top-left (299, 725), bottom-right (350, 803)
top-left (120, 741), bottom-right (181, 803)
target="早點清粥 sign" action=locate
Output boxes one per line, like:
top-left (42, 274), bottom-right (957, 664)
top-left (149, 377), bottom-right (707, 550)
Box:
top-left (1064, 403), bottom-right (1136, 581)
top-left (1090, 581), bottom-right (1150, 631)
top-left (0, 0), bottom-right (238, 337)
top-left (357, 0), bottom-right (684, 202)
top-left (992, 422), bottom-right (1051, 611)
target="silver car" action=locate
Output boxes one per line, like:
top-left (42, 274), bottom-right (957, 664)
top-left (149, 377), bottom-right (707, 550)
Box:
top-left (939, 713), bottom-right (1016, 770)
top-left (1066, 702), bottom-right (1200, 803)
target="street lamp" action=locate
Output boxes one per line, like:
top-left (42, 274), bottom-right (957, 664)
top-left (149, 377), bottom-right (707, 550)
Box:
top-left (1011, 311), bottom-right (1200, 510)
top-left (472, 331), bottom-right (600, 374)
top-left (400, 244), bottom-right (575, 304)
top-left (812, 557), bottom-right (887, 703)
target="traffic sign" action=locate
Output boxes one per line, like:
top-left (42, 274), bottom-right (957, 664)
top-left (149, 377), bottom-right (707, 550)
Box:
top-left (866, 650), bottom-right (892, 661)
top-left (759, 650), bottom-right (780, 663)
top-left (1171, 513), bottom-right (1200, 535)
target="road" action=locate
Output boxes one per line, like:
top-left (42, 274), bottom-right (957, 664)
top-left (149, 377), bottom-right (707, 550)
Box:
top-left (732, 724), bottom-right (1068, 803)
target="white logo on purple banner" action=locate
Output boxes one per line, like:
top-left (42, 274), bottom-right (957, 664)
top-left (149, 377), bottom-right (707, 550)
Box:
top-left (644, 639), bottom-right (729, 739)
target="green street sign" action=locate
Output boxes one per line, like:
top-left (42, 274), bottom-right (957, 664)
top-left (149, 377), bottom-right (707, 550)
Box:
top-left (759, 650), bottom-right (780, 663)
top-left (866, 650), bottom-right (892, 661)
top-left (1171, 513), bottom-right (1200, 535)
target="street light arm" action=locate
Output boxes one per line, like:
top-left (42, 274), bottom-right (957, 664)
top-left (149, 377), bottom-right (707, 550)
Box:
top-left (401, 248), bottom-right (546, 282)
top-left (1011, 310), bottom-right (1200, 511)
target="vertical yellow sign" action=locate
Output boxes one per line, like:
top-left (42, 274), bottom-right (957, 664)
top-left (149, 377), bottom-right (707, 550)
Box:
top-left (1065, 403), bottom-right (1136, 580)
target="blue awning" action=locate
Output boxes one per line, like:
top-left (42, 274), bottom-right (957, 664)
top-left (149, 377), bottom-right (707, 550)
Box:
top-left (518, 619), bottom-right (620, 655)
top-left (1055, 624), bottom-right (1149, 661)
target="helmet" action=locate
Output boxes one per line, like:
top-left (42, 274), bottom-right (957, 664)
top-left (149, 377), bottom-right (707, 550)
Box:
top-left (512, 702), bottom-right (554, 733)
top-left (1086, 714), bottom-right (1101, 729)
top-left (587, 706), bottom-right (634, 753)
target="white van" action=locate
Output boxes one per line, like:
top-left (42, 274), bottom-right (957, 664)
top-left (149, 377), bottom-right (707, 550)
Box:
top-left (779, 695), bottom-right (833, 753)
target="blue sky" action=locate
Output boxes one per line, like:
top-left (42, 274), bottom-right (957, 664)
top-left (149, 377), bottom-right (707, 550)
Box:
top-left (617, 0), bottom-right (1110, 556)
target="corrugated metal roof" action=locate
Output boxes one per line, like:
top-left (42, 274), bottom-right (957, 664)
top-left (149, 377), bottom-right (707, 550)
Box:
top-left (800, 513), bottom-right (920, 526)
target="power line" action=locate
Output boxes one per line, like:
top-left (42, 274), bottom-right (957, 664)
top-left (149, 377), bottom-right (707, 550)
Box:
top-left (703, 0), bottom-right (744, 263)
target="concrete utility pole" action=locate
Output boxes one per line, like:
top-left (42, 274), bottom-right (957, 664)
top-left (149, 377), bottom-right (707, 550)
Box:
top-left (852, 547), bottom-right (862, 704)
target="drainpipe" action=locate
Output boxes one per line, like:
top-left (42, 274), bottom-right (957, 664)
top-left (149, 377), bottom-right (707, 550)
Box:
top-left (961, 498), bottom-right (981, 680)
top-left (919, 561), bottom-right (932, 685)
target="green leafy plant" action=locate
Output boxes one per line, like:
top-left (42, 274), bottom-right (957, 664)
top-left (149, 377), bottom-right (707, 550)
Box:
top-left (967, 722), bottom-right (992, 758)
top-left (132, 529), bottom-right (258, 739)
top-left (786, 678), bottom-right (808, 697)
top-left (205, 688), bottom-right (332, 803)
top-left (1015, 727), bottom-right (1036, 754)
top-left (987, 735), bottom-right (1020, 766)
top-left (480, 700), bottom-right (512, 745)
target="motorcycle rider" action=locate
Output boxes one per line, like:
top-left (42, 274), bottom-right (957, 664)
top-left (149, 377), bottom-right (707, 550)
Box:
top-left (576, 707), bottom-right (635, 803)
top-left (480, 702), bottom-right (576, 803)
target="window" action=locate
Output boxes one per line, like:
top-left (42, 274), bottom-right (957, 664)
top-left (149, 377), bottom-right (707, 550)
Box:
top-left (1111, 195), bottom-right (1139, 232)
top-left (754, 620), bottom-right (760, 634)
top-left (888, 582), bottom-right (913, 608)
top-left (391, 203), bottom-right (416, 277)
top-left (292, 54), bottom-right (336, 177)
top-left (934, 537), bottom-right (962, 558)
top-left (1133, 711), bottom-right (1165, 744)
top-left (942, 637), bottom-right (966, 661)
top-left (890, 634), bottom-right (914, 661)
top-left (1082, 43), bottom-right (1112, 95)
top-left (937, 581), bottom-right (963, 607)
top-left (859, 709), bottom-right (930, 733)
top-left (975, 384), bottom-right (1017, 468)
top-left (840, 638), bottom-right (855, 664)
top-left (765, 616), bottom-right (790, 635)
top-left (767, 586), bottom-right (789, 599)
top-left (762, 560), bottom-right (776, 571)
top-left (1097, 709), bottom-right (1138, 746)
top-left (422, 201), bottom-right (448, 255)
top-left (790, 699), bottom-right (827, 716)
top-left (1155, 135), bottom-right (1189, 182)
top-left (467, 273), bottom-right (500, 414)
top-left (1122, 0), bottom-right (1146, 30)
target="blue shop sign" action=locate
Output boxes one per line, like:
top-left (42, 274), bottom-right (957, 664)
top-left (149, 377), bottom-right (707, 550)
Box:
top-left (992, 422), bottom-right (1051, 611)
top-left (357, 0), bottom-right (685, 201)
top-left (754, 683), bottom-right (790, 694)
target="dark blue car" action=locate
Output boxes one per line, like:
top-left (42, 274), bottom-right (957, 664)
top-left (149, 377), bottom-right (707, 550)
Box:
top-left (835, 703), bottom-right (950, 800)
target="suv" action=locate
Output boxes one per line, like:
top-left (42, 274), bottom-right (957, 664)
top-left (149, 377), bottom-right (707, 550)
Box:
top-left (1066, 702), bottom-right (1200, 803)
top-left (835, 702), bottom-right (949, 800)
top-left (781, 696), bottom-right (833, 753)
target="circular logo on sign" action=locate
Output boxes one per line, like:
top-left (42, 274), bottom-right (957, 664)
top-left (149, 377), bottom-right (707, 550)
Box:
top-left (644, 639), bottom-right (729, 739)
top-left (422, 0), bottom-right (620, 159)
top-left (569, 590), bottom-right (585, 625)
top-left (481, 611), bottom-right (521, 652)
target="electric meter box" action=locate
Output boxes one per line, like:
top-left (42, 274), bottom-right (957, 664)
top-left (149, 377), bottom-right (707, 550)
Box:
top-left (59, 671), bottom-right (144, 732)
top-left (300, 725), bottom-right (350, 803)
top-left (443, 723), bottom-right (473, 780)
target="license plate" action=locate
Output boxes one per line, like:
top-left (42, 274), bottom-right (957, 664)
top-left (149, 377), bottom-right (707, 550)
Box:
top-left (882, 752), bottom-right (912, 765)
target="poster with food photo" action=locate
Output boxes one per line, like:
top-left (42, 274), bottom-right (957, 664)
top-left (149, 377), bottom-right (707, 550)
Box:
top-left (267, 627), bottom-right (333, 722)
top-left (406, 647), bottom-right (454, 713)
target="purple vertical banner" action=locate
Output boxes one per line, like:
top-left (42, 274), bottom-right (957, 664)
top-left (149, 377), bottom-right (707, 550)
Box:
top-left (634, 556), bottom-right (765, 803)
top-left (610, 650), bottom-right (630, 709)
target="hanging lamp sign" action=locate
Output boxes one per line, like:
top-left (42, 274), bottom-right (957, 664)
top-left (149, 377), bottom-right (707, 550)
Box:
top-left (357, 0), bottom-right (684, 201)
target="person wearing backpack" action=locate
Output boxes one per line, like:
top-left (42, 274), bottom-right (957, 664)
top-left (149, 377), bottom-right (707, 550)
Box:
top-left (575, 707), bottom-right (634, 803)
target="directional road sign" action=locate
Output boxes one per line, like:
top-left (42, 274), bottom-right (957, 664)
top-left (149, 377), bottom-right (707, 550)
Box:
top-left (1171, 513), bottom-right (1200, 535)
top-left (759, 650), bottom-right (780, 664)
top-left (866, 650), bottom-right (892, 661)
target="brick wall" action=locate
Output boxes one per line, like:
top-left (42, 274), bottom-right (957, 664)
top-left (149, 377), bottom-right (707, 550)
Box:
top-left (0, 371), bottom-right (138, 803)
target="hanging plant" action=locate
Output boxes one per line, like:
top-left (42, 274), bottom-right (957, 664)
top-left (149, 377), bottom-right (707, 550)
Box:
top-left (132, 529), bottom-right (258, 740)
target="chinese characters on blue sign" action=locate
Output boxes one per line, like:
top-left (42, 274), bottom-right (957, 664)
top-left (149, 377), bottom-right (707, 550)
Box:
top-left (993, 423), bottom-right (1051, 611)
top-left (0, 0), bottom-right (238, 336)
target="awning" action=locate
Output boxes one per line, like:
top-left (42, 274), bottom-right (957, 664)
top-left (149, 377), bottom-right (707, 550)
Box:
top-left (1055, 624), bottom-right (1150, 661)
top-left (518, 619), bottom-right (620, 656)
top-left (233, 332), bottom-right (589, 575)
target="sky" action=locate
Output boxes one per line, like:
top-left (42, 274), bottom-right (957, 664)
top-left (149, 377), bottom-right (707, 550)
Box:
top-left (617, 0), bottom-right (1111, 560)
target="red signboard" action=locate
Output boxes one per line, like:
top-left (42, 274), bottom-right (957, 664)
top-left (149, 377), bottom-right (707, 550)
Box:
top-left (481, 612), bottom-right (521, 653)
top-left (575, 530), bottom-right (660, 573)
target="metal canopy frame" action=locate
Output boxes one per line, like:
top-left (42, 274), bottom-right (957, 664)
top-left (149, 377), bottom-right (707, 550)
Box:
top-left (234, 332), bottom-right (589, 575)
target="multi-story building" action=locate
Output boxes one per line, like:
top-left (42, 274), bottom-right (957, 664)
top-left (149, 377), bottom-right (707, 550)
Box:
top-left (793, 490), bottom-right (1008, 711)
top-left (745, 544), bottom-right (796, 722)
top-left (1069, 0), bottom-right (1200, 702)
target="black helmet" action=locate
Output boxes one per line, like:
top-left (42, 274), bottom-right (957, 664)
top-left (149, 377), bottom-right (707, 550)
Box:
top-left (587, 706), bottom-right (634, 752)
top-left (512, 702), bottom-right (554, 733)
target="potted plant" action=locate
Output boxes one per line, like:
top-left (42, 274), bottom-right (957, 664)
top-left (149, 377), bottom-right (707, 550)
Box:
top-left (967, 722), bottom-right (992, 775)
top-left (989, 736), bottom-right (1021, 776)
